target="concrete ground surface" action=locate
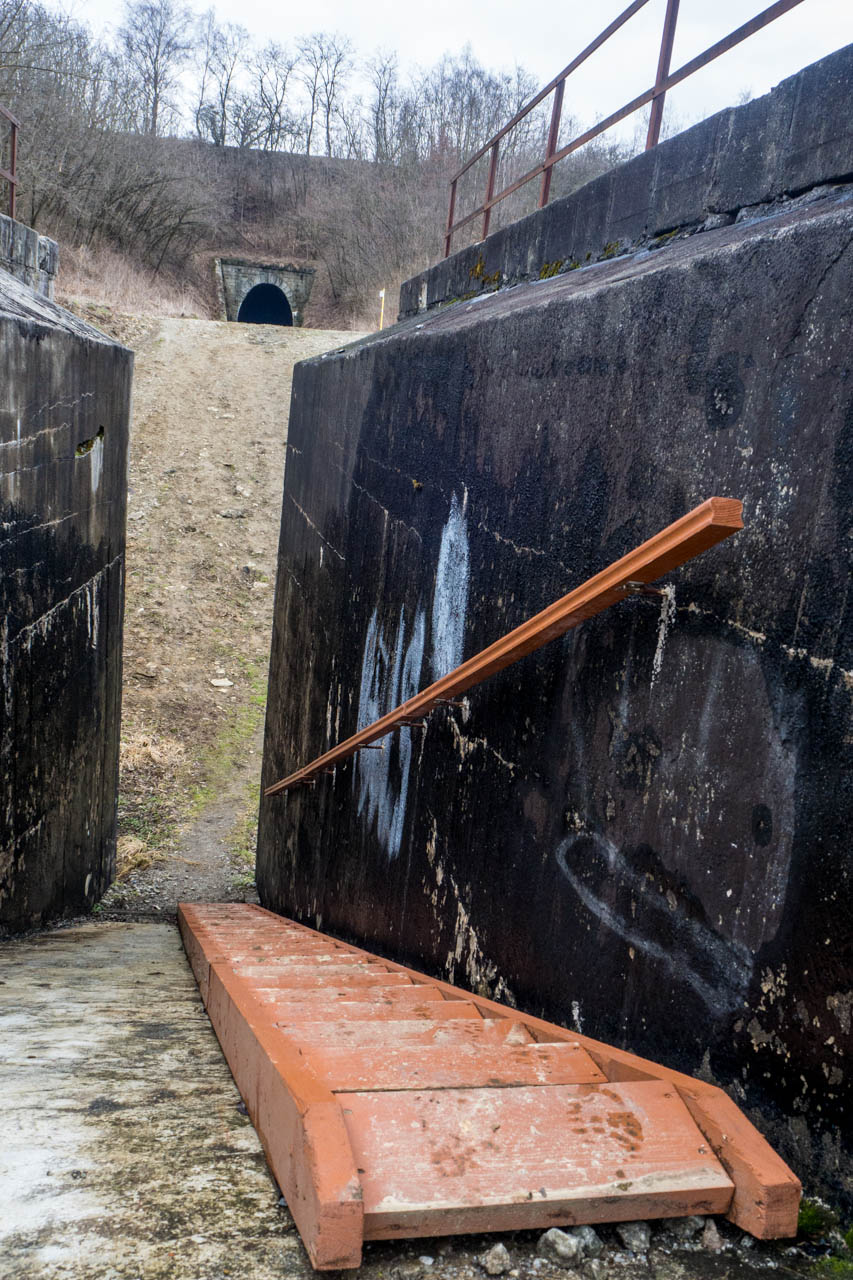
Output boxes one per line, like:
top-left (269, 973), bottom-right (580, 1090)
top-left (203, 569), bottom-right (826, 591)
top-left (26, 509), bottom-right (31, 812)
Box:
top-left (0, 922), bottom-right (823, 1280)
top-left (0, 922), bottom-right (308, 1279)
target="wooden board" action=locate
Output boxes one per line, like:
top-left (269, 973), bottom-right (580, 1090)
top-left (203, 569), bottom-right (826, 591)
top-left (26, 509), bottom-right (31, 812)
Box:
top-left (344, 1080), bottom-right (734, 1238)
top-left (178, 901), bottom-right (800, 1268)
top-left (302, 1042), bottom-right (606, 1091)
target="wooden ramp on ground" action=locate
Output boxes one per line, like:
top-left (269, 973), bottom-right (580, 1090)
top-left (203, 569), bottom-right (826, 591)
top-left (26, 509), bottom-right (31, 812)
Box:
top-left (178, 903), bottom-right (800, 1270)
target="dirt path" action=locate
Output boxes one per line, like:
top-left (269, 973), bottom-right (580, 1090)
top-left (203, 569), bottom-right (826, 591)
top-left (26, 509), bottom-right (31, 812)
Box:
top-left (100, 318), bottom-right (361, 920)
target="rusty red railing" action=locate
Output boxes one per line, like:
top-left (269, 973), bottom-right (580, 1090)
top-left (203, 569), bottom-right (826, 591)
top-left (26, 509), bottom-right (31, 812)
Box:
top-left (444, 0), bottom-right (807, 256)
top-left (0, 103), bottom-right (19, 220)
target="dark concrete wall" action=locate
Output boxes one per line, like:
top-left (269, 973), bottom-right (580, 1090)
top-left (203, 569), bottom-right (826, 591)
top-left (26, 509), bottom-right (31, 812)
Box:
top-left (0, 268), bottom-right (132, 932)
top-left (401, 43), bottom-right (853, 318)
top-left (0, 213), bottom-right (58, 300)
top-left (259, 182), bottom-right (853, 1206)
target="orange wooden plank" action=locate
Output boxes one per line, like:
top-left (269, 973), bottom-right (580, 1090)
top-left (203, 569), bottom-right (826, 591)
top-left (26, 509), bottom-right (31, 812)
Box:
top-left (256, 986), bottom-right (445, 1008)
top-left (304, 1042), bottom-right (606, 1091)
top-left (233, 967), bottom-right (415, 988)
top-left (177, 909), bottom-right (364, 1269)
top-left (274, 998), bottom-right (483, 1024)
top-left (250, 911), bottom-right (799, 1239)
top-left (266, 498), bottom-right (743, 794)
top-left (180, 904), bottom-right (800, 1242)
top-left (275, 1018), bottom-right (537, 1049)
top-left (343, 1081), bottom-right (733, 1239)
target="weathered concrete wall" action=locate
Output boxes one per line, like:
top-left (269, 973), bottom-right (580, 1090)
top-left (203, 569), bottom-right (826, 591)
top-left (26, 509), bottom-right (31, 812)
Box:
top-left (0, 212), bottom-right (58, 300)
top-left (258, 179), bottom-right (853, 1207)
top-left (401, 43), bottom-right (853, 318)
top-left (217, 258), bottom-right (315, 325)
top-left (0, 269), bottom-right (132, 932)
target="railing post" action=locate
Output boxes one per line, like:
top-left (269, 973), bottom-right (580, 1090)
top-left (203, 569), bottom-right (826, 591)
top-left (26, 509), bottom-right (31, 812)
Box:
top-left (444, 178), bottom-right (457, 258)
top-left (482, 141), bottom-right (499, 240)
top-left (646, 0), bottom-right (680, 149)
top-left (9, 119), bottom-right (16, 220)
top-left (539, 78), bottom-right (565, 208)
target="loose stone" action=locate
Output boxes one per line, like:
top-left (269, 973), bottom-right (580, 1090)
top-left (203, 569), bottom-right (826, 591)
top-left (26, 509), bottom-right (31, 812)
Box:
top-left (616, 1222), bottom-right (651, 1253)
top-left (702, 1220), bottom-right (723, 1252)
top-left (537, 1228), bottom-right (581, 1267)
top-left (567, 1227), bottom-right (604, 1259)
top-left (479, 1243), bottom-right (512, 1275)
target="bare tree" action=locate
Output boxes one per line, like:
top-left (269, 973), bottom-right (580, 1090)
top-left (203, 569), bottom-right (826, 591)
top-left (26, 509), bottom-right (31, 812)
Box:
top-left (193, 14), bottom-right (250, 145)
top-left (297, 32), bottom-right (352, 157)
top-left (118, 0), bottom-right (192, 136)
top-left (251, 42), bottom-right (293, 150)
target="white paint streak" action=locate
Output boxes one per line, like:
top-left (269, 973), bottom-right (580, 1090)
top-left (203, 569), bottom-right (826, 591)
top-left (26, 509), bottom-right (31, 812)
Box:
top-left (431, 492), bottom-right (470, 681)
top-left (355, 605), bottom-right (426, 860)
top-left (650, 584), bottom-right (676, 687)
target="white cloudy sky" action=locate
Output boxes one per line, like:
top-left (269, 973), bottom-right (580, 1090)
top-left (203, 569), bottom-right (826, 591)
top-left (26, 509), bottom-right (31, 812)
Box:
top-left (58, 0), bottom-right (852, 129)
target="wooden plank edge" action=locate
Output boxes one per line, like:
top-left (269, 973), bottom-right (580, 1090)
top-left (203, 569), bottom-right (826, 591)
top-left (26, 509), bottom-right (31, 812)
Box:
top-left (222, 906), bottom-right (799, 1238)
top-left (178, 905), bottom-right (365, 1268)
top-left (362, 1179), bottom-right (734, 1241)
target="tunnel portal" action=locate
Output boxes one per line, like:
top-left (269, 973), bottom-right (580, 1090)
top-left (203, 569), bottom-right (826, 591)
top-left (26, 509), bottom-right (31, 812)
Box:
top-left (237, 283), bottom-right (293, 326)
top-left (217, 258), bottom-right (315, 327)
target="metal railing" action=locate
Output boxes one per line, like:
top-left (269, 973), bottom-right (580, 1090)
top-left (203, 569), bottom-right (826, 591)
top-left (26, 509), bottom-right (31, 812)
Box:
top-left (444, 0), bottom-right (807, 256)
top-left (0, 103), bottom-right (19, 220)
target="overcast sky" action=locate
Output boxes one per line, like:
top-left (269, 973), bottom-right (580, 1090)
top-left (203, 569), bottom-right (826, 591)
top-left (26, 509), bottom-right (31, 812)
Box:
top-left (57, 0), bottom-right (853, 130)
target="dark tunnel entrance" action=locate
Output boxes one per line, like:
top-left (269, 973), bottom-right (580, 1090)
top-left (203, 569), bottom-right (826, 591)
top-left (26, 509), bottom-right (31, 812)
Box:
top-left (237, 283), bottom-right (293, 326)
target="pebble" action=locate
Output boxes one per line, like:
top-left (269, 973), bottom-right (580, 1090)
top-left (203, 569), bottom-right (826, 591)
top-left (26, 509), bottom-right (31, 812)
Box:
top-left (615, 1221), bottom-right (651, 1253)
top-left (661, 1215), bottom-right (705, 1241)
top-left (582, 1262), bottom-right (605, 1280)
top-left (419, 1257), bottom-right (435, 1267)
top-left (702, 1220), bottom-right (723, 1252)
top-left (479, 1244), bottom-right (512, 1275)
top-left (567, 1226), bottom-right (604, 1259)
top-left (537, 1228), bottom-right (581, 1267)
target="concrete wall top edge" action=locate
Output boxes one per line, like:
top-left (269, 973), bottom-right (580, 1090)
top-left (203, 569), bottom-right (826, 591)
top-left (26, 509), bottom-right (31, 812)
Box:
top-left (399, 42), bottom-right (853, 318)
top-left (0, 267), bottom-right (130, 350)
top-left (307, 188), bottom-right (853, 367)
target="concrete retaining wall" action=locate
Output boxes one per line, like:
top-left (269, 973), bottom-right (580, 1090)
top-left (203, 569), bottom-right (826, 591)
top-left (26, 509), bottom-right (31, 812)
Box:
top-left (258, 48), bottom-right (853, 1206)
top-left (0, 270), bottom-right (132, 932)
top-left (0, 212), bottom-right (58, 300)
top-left (259, 190), bottom-right (853, 1205)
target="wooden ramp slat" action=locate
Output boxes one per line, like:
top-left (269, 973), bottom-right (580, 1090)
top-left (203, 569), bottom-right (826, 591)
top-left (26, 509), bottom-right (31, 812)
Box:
top-left (275, 998), bottom-right (484, 1022)
top-left (273, 1018), bottom-right (538, 1048)
top-left (301, 1042), bottom-right (606, 1091)
top-left (178, 903), bottom-right (801, 1270)
top-left (346, 1081), bottom-right (733, 1238)
top-left (257, 986), bottom-right (447, 1007)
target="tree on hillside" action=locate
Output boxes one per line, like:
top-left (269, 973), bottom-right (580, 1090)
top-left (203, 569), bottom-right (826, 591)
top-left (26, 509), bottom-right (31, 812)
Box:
top-left (193, 13), bottom-right (250, 145)
top-left (297, 32), bottom-right (352, 157)
top-left (118, 0), bottom-right (192, 136)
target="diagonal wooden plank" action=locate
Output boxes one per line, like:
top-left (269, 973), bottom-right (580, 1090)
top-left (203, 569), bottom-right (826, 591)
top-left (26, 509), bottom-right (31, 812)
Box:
top-left (265, 497), bottom-right (743, 794)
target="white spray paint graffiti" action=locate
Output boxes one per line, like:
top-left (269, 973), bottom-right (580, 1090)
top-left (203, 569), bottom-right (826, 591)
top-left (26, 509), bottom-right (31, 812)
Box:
top-left (650, 584), bottom-right (676, 687)
top-left (554, 832), bottom-right (753, 1013)
top-left (431, 491), bottom-right (470, 681)
top-left (355, 605), bottom-right (426, 860)
top-left (355, 494), bottom-right (470, 860)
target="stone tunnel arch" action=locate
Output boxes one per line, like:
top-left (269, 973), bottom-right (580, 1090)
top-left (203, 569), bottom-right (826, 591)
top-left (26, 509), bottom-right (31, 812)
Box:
top-left (217, 258), bottom-right (315, 327)
top-left (237, 282), bottom-right (293, 326)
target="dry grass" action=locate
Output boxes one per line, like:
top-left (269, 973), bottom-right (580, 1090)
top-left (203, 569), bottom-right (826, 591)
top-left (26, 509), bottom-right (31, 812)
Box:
top-left (55, 243), bottom-right (211, 319)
